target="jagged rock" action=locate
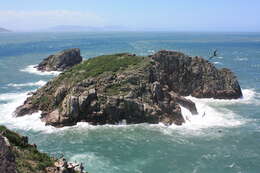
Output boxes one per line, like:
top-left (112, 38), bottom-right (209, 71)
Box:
top-left (0, 135), bottom-right (17, 173)
top-left (14, 50), bottom-right (242, 127)
top-left (170, 92), bottom-right (198, 115)
top-left (14, 100), bottom-right (37, 117)
top-left (152, 50), bottom-right (242, 99)
top-left (46, 158), bottom-right (85, 173)
top-left (36, 48), bottom-right (83, 71)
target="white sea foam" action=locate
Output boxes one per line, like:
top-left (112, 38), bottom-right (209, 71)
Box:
top-left (147, 50), bottom-right (155, 54)
top-left (185, 89), bottom-right (257, 105)
top-left (70, 152), bottom-right (112, 172)
top-left (235, 57), bottom-right (248, 61)
top-left (20, 65), bottom-right (61, 76)
top-left (7, 80), bottom-right (47, 88)
top-left (0, 91), bottom-right (57, 133)
top-left (0, 89), bottom-right (257, 134)
top-left (179, 102), bottom-right (242, 129)
top-left (157, 89), bottom-right (258, 135)
top-left (213, 61), bottom-right (222, 65)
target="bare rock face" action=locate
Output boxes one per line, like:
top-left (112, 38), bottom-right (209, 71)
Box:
top-left (0, 135), bottom-right (17, 173)
top-left (36, 48), bottom-right (82, 71)
top-left (14, 50), bottom-right (242, 127)
top-left (151, 50), bottom-right (242, 99)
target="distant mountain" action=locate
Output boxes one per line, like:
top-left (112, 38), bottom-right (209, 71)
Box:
top-left (48, 25), bottom-right (130, 32)
top-left (0, 27), bottom-right (11, 32)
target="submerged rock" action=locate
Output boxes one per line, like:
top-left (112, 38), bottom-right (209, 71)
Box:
top-left (15, 50), bottom-right (242, 127)
top-left (36, 48), bottom-right (83, 71)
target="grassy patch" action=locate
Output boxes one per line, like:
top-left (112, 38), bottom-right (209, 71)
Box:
top-left (53, 53), bottom-right (146, 87)
top-left (14, 147), bottom-right (54, 173)
top-left (0, 126), bottom-right (54, 173)
top-left (105, 81), bottom-right (130, 96)
top-left (0, 125), bottom-right (27, 148)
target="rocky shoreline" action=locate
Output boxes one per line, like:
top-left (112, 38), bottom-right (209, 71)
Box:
top-left (0, 126), bottom-right (86, 173)
top-left (14, 49), bottom-right (242, 127)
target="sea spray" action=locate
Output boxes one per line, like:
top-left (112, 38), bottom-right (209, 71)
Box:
top-left (0, 89), bottom-right (256, 134)
top-left (179, 89), bottom-right (258, 129)
top-left (7, 80), bottom-right (47, 88)
top-left (0, 91), bottom-right (56, 133)
top-left (185, 89), bottom-right (258, 105)
top-left (20, 64), bottom-right (61, 76)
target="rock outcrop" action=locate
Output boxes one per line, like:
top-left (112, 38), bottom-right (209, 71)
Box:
top-left (15, 50), bottom-right (242, 127)
top-left (0, 126), bottom-right (85, 173)
top-left (0, 126), bottom-right (53, 173)
top-left (152, 50), bottom-right (243, 99)
top-left (36, 48), bottom-right (83, 71)
top-left (0, 135), bottom-right (17, 173)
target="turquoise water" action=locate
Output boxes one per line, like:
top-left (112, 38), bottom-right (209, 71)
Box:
top-left (0, 32), bottom-right (260, 173)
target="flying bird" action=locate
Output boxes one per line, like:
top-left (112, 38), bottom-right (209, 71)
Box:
top-left (208, 49), bottom-right (218, 60)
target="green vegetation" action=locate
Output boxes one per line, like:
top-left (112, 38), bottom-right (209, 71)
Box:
top-left (0, 126), bottom-right (28, 148)
top-left (0, 126), bottom-right (54, 173)
top-left (15, 146), bottom-right (54, 173)
top-left (28, 53), bottom-right (151, 113)
top-left (54, 53), bottom-right (147, 86)
top-left (105, 81), bottom-right (130, 96)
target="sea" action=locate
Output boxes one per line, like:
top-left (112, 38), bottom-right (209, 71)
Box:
top-left (0, 32), bottom-right (260, 173)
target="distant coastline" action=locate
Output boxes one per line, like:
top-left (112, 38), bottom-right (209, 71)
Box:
top-left (0, 27), bottom-right (11, 32)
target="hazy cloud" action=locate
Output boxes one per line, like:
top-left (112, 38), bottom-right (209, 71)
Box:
top-left (0, 10), bottom-right (105, 31)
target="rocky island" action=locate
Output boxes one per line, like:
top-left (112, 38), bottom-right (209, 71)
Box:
top-left (15, 50), bottom-right (242, 127)
top-left (36, 48), bottom-right (83, 72)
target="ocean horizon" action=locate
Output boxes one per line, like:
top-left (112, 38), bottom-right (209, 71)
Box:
top-left (0, 31), bottom-right (260, 173)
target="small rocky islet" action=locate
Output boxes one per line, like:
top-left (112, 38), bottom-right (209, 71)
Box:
top-left (14, 49), bottom-right (243, 127)
top-left (35, 48), bottom-right (83, 72)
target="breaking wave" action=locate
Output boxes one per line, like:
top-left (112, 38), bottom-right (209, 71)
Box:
top-left (0, 89), bottom-right (257, 134)
top-left (0, 92), bottom-right (56, 133)
top-left (20, 65), bottom-right (61, 76)
top-left (185, 89), bottom-right (257, 105)
top-left (7, 80), bottom-right (47, 88)
top-left (213, 61), bottom-right (223, 65)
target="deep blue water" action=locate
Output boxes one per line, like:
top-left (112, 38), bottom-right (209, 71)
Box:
top-left (0, 32), bottom-right (260, 173)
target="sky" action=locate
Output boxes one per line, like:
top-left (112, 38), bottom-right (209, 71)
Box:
top-left (0, 0), bottom-right (259, 32)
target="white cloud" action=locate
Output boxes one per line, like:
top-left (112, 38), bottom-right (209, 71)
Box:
top-left (0, 10), bottom-right (105, 31)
